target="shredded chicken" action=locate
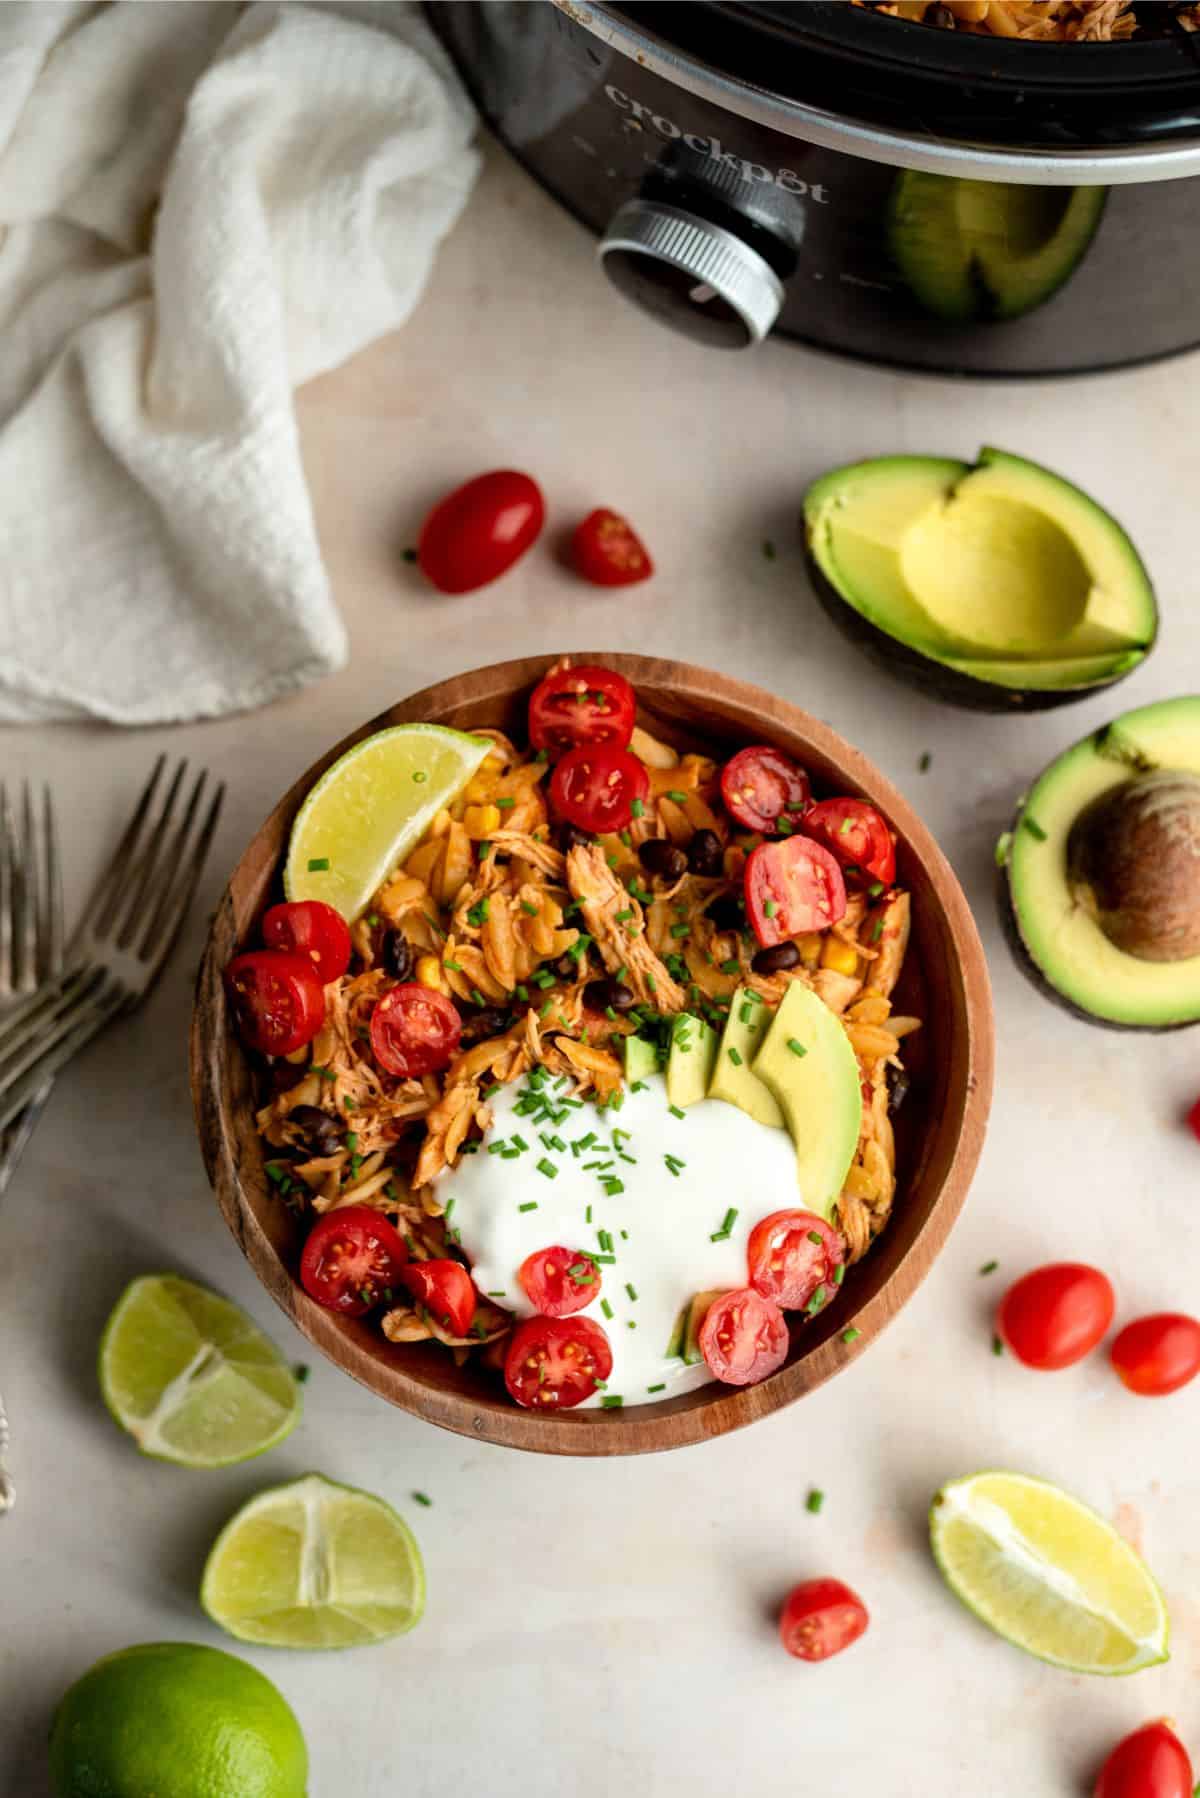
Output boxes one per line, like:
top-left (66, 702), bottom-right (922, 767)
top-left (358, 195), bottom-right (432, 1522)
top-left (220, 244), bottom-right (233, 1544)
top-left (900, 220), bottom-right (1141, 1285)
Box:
top-left (565, 843), bottom-right (687, 1012)
top-left (855, 0), bottom-right (1165, 39)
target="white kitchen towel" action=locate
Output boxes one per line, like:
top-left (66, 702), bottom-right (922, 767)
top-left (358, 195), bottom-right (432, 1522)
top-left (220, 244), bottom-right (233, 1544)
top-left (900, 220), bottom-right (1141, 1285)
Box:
top-left (0, 0), bottom-right (479, 724)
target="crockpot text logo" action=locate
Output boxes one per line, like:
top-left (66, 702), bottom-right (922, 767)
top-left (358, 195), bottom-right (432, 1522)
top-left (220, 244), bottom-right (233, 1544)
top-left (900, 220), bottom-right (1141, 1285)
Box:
top-left (604, 85), bottom-right (829, 200)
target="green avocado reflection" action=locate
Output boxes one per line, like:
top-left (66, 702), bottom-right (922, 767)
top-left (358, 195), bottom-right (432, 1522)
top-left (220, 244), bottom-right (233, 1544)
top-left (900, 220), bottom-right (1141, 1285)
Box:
top-left (888, 172), bottom-right (1107, 324)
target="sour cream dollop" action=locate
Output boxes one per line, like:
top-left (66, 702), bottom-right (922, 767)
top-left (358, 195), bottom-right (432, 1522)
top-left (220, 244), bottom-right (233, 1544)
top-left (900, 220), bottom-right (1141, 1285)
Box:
top-left (441, 1070), bottom-right (801, 1407)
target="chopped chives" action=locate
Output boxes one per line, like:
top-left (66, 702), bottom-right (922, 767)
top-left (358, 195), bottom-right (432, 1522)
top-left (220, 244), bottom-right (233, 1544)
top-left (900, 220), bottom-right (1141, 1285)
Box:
top-left (496, 797), bottom-right (516, 809)
top-left (670, 922), bottom-right (690, 938)
top-left (992, 1334), bottom-right (1005, 1356)
top-left (807, 1229), bottom-right (822, 1245)
top-left (306, 857), bottom-right (330, 872)
top-left (443, 958), bottom-right (463, 972)
top-left (593, 1254), bottom-right (617, 1264)
top-left (536, 1158), bottom-right (558, 1180)
top-left (833, 1264), bottom-right (845, 1285)
top-left (841, 1327), bottom-right (861, 1344)
top-left (763, 900), bottom-right (777, 918)
top-left (602, 1179), bottom-right (625, 1196)
top-left (666, 790), bottom-right (688, 804)
top-left (533, 969), bottom-right (555, 988)
top-left (600, 1298), bottom-right (614, 1318)
top-left (868, 880), bottom-right (884, 898)
top-left (614, 908), bottom-right (634, 923)
top-left (487, 1139), bottom-right (507, 1155)
top-left (806, 1488), bottom-right (824, 1514)
top-left (412, 1491), bottom-right (433, 1506)
top-left (647, 1382), bottom-right (666, 1393)
top-left (787, 1038), bottom-right (808, 1058)
top-left (979, 1259), bottom-right (999, 1276)
top-left (720, 959), bottom-right (740, 976)
top-left (629, 798), bottom-right (645, 818)
top-left (668, 1104), bottom-right (685, 1119)
top-left (518, 1201), bottom-right (538, 1213)
top-left (515, 983), bottom-right (529, 1001)
top-left (918, 751), bottom-right (932, 772)
top-left (487, 1289), bottom-right (507, 1298)
top-left (600, 1395), bottom-right (624, 1408)
top-left (625, 1283), bottom-right (638, 1302)
top-left (510, 1133), bottom-right (529, 1152)
top-left (726, 1046), bottom-right (743, 1066)
top-left (585, 1204), bottom-right (592, 1222)
top-left (619, 830), bottom-right (633, 848)
top-left (806, 1284), bottom-right (827, 1314)
top-left (1023, 815), bottom-right (1048, 841)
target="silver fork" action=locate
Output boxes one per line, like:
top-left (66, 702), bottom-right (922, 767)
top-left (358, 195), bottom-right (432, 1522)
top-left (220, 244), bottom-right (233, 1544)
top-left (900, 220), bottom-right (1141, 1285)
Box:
top-left (0, 758), bottom-right (224, 1136)
top-left (0, 782), bottom-right (62, 1515)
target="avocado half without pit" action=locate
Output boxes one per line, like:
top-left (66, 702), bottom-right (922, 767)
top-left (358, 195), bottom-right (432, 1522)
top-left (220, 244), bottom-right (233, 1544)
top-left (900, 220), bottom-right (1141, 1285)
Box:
top-left (1001, 697), bottom-right (1200, 1030)
top-left (803, 448), bottom-right (1157, 712)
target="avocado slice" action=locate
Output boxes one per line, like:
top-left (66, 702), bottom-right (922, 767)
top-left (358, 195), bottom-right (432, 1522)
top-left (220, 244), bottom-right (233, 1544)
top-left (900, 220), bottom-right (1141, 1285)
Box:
top-left (889, 173), bottom-right (1106, 325)
top-left (707, 985), bottom-right (784, 1129)
top-left (665, 1013), bottom-right (717, 1109)
top-left (803, 447), bottom-right (1157, 713)
top-left (681, 1290), bottom-right (726, 1367)
top-left (1004, 696), bottom-right (1200, 1030)
top-left (622, 1034), bottom-right (659, 1085)
top-left (752, 984), bottom-right (861, 1221)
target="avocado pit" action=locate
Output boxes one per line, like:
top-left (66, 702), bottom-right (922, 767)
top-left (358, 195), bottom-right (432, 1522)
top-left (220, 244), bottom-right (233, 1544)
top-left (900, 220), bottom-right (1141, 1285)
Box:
top-left (1067, 771), bottom-right (1200, 963)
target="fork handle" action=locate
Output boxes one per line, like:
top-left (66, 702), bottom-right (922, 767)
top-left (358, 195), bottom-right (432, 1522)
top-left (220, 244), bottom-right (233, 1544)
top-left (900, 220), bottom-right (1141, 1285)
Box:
top-left (0, 987), bottom-right (126, 1134)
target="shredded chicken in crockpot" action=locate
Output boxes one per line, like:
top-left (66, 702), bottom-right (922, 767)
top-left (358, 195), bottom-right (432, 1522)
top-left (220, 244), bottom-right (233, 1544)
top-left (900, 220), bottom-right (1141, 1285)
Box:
top-left (857, 1), bottom-right (1200, 38)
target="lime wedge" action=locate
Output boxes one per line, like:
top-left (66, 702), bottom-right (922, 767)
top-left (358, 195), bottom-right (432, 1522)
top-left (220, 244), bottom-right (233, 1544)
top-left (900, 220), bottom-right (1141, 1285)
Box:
top-left (99, 1274), bottom-right (302, 1469)
top-left (930, 1471), bottom-right (1169, 1676)
top-left (284, 723), bottom-right (490, 919)
top-left (201, 1473), bottom-right (426, 1649)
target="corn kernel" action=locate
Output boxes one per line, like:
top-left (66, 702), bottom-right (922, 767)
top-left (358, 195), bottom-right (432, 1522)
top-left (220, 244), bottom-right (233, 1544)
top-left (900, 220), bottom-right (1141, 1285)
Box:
top-left (463, 803), bottom-right (501, 838)
top-left (463, 777), bottom-right (494, 804)
top-left (797, 932), bottom-right (823, 968)
top-left (415, 955), bottom-right (448, 993)
top-left (821, 935), bottom-right (860, 977)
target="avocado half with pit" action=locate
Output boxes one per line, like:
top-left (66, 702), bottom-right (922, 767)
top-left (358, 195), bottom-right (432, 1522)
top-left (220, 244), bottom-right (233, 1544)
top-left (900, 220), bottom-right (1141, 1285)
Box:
top-left (1001, 696), bottom-right (1200, 1030)
top-left (889, 173), bottom-right (1106, 325)
top-left (803, 447), bottom-right (1157, 712)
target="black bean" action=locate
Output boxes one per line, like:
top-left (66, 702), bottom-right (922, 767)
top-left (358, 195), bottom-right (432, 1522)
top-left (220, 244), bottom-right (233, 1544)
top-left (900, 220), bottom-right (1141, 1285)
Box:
top-left (584, 977), bottom-right (636, 1014)
top-left (887, 1065), bottom-right (911, 1113)
top-left (557, 821), bottom-right (593, 854)
top-left (638, 838), bottom-right (687, 880)
top-left (289, 1104), bottom-right (344, 1157)
top-left (706, 894), bottom-right (745, 935)
top-left (460, 1006), bottom-right (512, 1046)
top-left (380, 929), bottom-right (413, 981)
top-left (686, 828), bottom-right (722, 877)
top-left (752, 940), bottom-right (801, 976)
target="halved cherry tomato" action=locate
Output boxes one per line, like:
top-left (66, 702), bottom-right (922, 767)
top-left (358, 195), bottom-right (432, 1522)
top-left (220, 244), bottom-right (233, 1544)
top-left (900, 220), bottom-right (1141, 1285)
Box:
top-left (996, 1262), bottom-right (1115, 1370)
top-left (779, 1578), bottom-right (869, 1662)
top-left (262, 899), bottom-right (352, 983)
top-left (224, 949), bottom-right (325, 1056)
top-left (571, 509), bottom-right (654, 586)
top-left (801, 797), bottom-right (896, 888)
top-left (744, 836), bottom-right (847, 947)
top-left (1111, 1313), bottom-right (1200, 1397)
top-left (748, 1210), bottom-right (844, 1311)
top-left (1094, 1721), bottom-right (1194, 1798)
top-left (399, 1259), bottom-right (477, 1337)
top-left (504, 1314), bottom-right (613, 1409)
top-left (699, 1287), bottom-right (790, 1386)
top-left (519, 1246), bottom-right (600, 1316)
top-left (528, 665), bottom-right (636, 754)
top-left (299, 1205), bottom-right (408, 1316)
top-left (1187, 1095), bottom-right (1200, 1142)
top-left (369, 983), bottom-right (462, 1078)
top-left (550, 743), bottom-right (650, 834)
top-left (721, 746), bottom-right (810, 835)
top-left (417, 470), bottom-right (544, 594)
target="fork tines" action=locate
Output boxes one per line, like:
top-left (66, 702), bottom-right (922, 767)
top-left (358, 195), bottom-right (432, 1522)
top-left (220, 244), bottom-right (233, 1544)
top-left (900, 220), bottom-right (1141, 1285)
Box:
top-left (0, 781), bottom-right (61, 1000)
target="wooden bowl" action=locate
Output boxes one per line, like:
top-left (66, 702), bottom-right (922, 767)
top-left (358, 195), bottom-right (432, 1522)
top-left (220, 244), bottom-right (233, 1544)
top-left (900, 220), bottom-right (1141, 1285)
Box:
top-left (192, 654), bottom-right (993, 1456)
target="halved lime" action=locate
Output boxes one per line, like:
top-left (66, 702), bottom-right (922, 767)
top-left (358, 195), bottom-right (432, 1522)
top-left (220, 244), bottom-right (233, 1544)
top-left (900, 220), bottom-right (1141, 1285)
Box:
top-left (201, 1473), bottom-right (426, 1649)
top-left (283, 723), bottom-right (490, 919)
top-left (930, 1470), bottom-right (1169, 1676)
top-left (99, 1274), bottom-right (302, 1468)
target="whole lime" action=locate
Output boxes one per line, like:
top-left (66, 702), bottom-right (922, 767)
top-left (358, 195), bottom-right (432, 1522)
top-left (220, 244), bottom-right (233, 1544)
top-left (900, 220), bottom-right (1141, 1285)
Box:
top-left (48, 1642), bottom-right (308, 1798)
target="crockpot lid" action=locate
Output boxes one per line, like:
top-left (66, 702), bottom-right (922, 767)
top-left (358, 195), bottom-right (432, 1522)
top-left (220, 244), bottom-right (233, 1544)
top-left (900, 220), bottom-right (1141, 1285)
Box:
top-left (612, 2), bottom-right (1200, 153)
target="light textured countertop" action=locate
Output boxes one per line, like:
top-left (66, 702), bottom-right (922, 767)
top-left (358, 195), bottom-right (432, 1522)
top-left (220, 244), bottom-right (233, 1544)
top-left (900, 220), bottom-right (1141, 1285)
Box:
top-left (5, 139), bottom-right (1200, 1798)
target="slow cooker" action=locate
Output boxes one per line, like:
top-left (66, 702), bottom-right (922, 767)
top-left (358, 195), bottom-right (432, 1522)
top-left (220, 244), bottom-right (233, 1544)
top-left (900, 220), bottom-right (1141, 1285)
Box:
top-left (428, 1), bottom-right (1200, 374)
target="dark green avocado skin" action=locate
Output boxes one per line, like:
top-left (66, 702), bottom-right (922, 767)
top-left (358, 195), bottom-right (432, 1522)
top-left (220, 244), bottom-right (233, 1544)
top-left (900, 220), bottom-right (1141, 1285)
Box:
top-left (997, 862), bottom-right (1192, 1034)
top-left (804, 551), bottom-right (1148, 716)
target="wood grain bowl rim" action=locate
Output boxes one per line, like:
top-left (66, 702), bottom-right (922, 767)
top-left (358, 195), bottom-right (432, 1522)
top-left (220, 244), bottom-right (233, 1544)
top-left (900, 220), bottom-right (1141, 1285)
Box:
top-left (191, 653), bottom-right (994, 1457)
